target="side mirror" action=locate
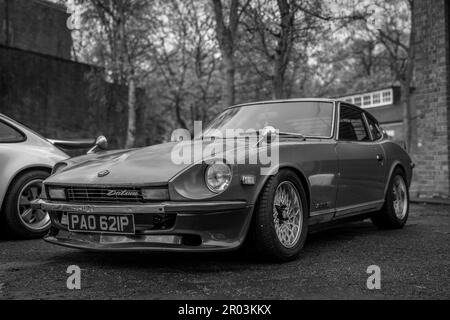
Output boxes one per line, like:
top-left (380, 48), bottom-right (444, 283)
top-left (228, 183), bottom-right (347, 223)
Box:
top-left (87, 136), bottom-right (108, 154)
top-left (259, 126), bottom-right (277, 145)
top-left (170, 129), bottom-right (191, 142)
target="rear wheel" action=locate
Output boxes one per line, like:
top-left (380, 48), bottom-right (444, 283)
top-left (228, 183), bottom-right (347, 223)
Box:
top-left (248, 170), bottom-right (308, 262)
top-left (371, 169), bottom-right (409, 229)
top-left (1, 170), bottom-right (51, 239)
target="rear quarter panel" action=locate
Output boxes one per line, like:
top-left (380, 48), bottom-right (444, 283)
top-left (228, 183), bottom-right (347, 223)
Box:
top-left (380, 140), bottom-right (413, 189)
top-left (0, 140), bottom-right (67, 208)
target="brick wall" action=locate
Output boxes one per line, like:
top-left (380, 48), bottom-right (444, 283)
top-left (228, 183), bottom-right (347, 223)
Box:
top-left (411, 0), bottom-right (450, 198)
top-left (0, 0), bottom-right (72, 59)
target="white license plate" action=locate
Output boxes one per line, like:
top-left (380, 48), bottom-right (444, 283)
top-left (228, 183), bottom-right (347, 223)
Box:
top-left (67, 213), bottom-right (135, 235)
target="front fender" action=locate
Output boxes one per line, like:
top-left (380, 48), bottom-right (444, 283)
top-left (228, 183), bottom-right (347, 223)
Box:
top-left (250, 162), bottom-right (312, 210)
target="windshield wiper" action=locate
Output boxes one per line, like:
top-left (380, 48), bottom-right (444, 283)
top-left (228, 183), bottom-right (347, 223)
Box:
top-left (200, 132), bottom-right (307, 141)
top-left (278, 132), bottom-right (306, 141)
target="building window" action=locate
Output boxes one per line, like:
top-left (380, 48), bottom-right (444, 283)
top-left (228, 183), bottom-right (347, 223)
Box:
top-left (338, 88), bottom-right (394, 109)
top-left (382, 90), bottom-right (392, 104)
top-left (372, 93), bottom-right (381, 105)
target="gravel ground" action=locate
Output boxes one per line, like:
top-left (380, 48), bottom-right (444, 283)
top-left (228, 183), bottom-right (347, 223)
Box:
top-left (0, 203), bottom-right (449, 300)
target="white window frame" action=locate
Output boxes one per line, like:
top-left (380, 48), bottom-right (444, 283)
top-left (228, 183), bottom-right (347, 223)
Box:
top-left (338, 88), bottom-right (394, 109)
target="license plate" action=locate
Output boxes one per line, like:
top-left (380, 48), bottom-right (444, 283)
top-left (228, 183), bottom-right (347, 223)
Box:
top-left (67, 213), bottom-right (135, 235)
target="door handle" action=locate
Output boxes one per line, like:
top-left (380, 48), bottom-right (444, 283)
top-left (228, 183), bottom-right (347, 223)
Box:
top-left (376, 154), bottom-right (384, 162)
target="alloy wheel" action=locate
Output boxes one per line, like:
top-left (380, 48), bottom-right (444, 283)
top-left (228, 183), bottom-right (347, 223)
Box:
top-left (392, 175), bottom-right (408, 220)
top-left (17, 179), bottom-right (50, 231)
top-left (273, 181), bottom-right (303, 248)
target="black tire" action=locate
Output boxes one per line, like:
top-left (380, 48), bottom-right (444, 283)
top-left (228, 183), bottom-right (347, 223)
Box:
top-left (371, 168), bottom-right (409, 229)
top-left (247, 169), bottom-right (308, 262)
top-left (1, 170), bottom-right (51, 239)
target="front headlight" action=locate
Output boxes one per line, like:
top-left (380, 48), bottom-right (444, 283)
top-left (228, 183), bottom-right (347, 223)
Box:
top-left (205, 161), bottom-right (232, 193)
top-left (141, 188), bottom-right (169, 201)
top-left (48, 187), bottom-right (66, 200)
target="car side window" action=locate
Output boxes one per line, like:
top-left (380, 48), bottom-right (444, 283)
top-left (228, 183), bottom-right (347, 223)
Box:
top-left (338, 106), bottom-right (370, 142)
top-left (0, 121), bottom-right (25, 143)
top-left (366, 116), bottom-right (382, 141)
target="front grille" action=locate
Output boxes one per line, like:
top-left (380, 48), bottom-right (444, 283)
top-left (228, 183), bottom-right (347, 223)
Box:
top-left (65, 186), bottom-right (144, 203)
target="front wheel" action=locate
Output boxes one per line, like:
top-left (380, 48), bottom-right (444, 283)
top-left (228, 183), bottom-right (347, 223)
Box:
top-left (1, 170), bottom-right (51, 239)
top-left (371, 169), bottom-right (409, 229)
top-left (248, 170), bottom-right (308, 262)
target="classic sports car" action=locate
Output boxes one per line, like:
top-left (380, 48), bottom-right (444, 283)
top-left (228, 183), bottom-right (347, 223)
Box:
top-left (0, 113), bottom-right (95, 239)
top-left (36, 99), bottom-right (413, 261)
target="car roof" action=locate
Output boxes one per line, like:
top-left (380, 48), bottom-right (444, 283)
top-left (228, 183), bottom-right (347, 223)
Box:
top-left (0, 113), bottom-right (52, 141)
top-left (225, 98), bottom-right (379, 123)
top-left (229, 98), bottom-right (371, 112)
top-left (227, 98), bottom-right (336, 110)
top-left (0, 113), bottom-right (35, 131)
top-left (0, 113), bottom-right (15, 123)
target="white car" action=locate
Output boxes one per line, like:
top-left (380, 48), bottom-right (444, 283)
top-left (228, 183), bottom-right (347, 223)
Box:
top-left (0, 113), bottom-right (93, 239)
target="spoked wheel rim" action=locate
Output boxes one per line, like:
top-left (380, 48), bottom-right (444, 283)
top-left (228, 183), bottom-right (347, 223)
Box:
top-left (273, 181), bottom-right (303, 249)
top-left (392, 175), bottom-right (408, 220)
top-left (17, 179), bottom-right (50, 231)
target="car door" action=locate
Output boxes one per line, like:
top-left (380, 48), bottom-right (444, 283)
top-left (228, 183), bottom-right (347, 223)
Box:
top-left (335, 104), bottom-right (386, 217)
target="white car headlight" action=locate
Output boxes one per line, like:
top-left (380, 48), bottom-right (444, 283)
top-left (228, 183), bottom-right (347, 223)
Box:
top-left (205, 161), bottom-right (232, 193)
top-left (48, 187), bottom-right (66, 200)
top-left (141, 188), bottom-right (169, 201)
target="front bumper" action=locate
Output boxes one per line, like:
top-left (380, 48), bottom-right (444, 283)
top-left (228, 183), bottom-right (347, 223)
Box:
top-left (35, 199), bottom-right (253, 252)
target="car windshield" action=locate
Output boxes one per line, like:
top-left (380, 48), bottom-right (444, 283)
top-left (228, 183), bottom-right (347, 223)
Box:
top-left (200, 101), bottom-right (334, 139)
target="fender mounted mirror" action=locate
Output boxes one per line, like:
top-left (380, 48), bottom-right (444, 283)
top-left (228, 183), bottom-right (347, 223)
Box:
top-left (87, 136), bottom-right (108, 154)
top-left (259, 126), bottom-right (277, 145)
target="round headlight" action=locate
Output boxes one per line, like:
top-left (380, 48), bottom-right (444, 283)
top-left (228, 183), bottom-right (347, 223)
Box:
top-left (205, 161), bottom-right (232, 193)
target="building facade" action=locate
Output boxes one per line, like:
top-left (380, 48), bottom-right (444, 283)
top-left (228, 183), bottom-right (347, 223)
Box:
top-left (339, 0), bottom-right (450, 200)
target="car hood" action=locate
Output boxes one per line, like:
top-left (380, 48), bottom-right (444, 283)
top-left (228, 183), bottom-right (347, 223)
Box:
top-left (45, 139), bottom-right (249, 186)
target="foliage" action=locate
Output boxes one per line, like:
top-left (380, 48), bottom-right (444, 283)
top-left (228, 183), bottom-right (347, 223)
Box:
top-left (65, 0), bottom-right (412, 146)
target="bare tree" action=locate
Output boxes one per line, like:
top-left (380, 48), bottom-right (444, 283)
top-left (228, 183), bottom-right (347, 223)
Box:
top-left (376, 0), bottom-right (415, 151)
top-left (353, 0), bottom-right (415, 150)
top-left (211, 0), bottom-right (250, 107)
top-left (150, 0), bottom-right (221, 130)
top-left (73, 0), bottom-right (151, 148)
top-left (241, 0), bottom-right (324, 99)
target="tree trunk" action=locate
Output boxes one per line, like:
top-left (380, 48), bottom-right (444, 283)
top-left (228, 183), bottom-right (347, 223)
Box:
top-left (271, 0), bottom-right (292, 100)
top-left (272, 60), bottom-right (284, 99)
top-left (125, 76), bottom-right (136, 148)
top-left (211, 0), bottom-right (240, 108)
top-left (402, 0), bottom-right (416, 153)
top-left (401, 82), bottom-right (412, 152)
top-left (222, 54), bottom-right (236, 107)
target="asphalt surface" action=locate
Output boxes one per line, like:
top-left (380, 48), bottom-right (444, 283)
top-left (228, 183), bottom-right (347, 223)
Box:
top-left (0, 203), bottom-right (449, 300)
